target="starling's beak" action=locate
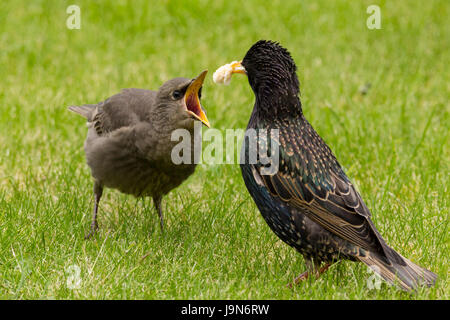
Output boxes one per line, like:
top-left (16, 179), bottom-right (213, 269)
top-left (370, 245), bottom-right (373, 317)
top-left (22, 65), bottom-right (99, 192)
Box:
top-left (185, 70), bottom-right (210, 128)
top-left (230, 61), bottom-right (246, 75)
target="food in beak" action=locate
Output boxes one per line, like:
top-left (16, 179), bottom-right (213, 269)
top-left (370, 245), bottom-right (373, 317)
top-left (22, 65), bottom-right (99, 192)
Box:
top-left (213, 61), bottom-right (246, 85)
top-left (185, 70), bottom-right (210, 127)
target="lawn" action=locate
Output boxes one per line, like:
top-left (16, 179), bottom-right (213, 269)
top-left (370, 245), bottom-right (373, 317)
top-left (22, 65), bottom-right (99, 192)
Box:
top-left (0, 0), bottom-right (448, 299)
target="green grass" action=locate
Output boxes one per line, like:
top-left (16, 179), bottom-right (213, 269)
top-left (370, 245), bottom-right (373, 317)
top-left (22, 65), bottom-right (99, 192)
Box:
top-left (0, 0), bottom-right (448, 299)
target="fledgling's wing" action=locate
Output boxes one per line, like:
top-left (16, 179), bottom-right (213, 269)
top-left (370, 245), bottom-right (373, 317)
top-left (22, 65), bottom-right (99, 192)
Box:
top-left (69, 88), bottom-right (156, 136)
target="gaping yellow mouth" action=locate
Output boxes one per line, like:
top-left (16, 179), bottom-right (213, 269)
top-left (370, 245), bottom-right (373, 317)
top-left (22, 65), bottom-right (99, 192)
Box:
top-left (184, 70), bottom-right (210, 128)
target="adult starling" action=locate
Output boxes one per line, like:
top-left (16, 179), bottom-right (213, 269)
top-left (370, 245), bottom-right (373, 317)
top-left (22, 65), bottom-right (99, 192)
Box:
top-left (69, 70), bottom-right (210, 239)
top-left (217, 40), bottom-right (436, 291)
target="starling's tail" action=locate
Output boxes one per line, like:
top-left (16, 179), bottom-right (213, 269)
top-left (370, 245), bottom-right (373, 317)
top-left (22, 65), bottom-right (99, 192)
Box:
top-left (358, 248), bottom-right (437, 291)
top-left (68, 104), bottom-right (96, 121)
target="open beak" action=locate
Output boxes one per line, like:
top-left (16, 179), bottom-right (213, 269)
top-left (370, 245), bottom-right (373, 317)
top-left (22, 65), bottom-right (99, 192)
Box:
top-left (230, 61), bottom-right (246, 75)
top-left (185, 70), bottom-right (210, 128)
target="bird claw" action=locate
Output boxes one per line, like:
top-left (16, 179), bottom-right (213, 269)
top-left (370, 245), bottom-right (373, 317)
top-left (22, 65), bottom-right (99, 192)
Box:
top-left (287, 271), bottom-right (309, 288)
top-left (84, 223), bottom-right (99, 240)
top-left (84, 231), bottom-right (96, 240)
top-left (287, 263), bottom-right (332, 288)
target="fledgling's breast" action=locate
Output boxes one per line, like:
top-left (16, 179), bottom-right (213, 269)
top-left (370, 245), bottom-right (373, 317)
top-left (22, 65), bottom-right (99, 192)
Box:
top-left (91, 153), bottom-right (196, 198)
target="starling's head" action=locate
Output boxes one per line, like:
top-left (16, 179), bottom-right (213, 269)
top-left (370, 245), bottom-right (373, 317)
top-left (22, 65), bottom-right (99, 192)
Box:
top-left (214, 41), bottom-right (300, 99)
top-left (154, 70), bottom-right (210, 129)
top-left (242, 40), bottom-right (298, 94)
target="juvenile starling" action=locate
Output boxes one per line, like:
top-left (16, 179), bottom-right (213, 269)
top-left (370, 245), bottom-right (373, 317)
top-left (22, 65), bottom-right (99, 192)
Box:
top-left (69, 70), bottom-right (210, 239)
top-left (216, 41), bottom-right (436, 291)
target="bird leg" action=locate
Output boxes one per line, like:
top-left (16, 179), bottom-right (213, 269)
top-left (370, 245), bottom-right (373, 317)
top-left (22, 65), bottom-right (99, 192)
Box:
top-left (153, 196), bottom-right (164, 232)
top-left (85, 182), bottom-right (103, 240)
top-left (287, 261), bottom-right (332, 288)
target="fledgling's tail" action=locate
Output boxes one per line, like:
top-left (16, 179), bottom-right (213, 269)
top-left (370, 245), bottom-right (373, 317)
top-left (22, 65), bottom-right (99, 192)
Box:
top-left (358, 247), bottom-right (437, 291)
top-left (68, 104), bottom-right (96, 121)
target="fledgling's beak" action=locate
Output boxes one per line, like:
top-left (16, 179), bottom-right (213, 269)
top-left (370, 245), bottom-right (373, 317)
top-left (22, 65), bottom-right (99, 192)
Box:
top-left (230, 61), bottom-right (246, 75)
top-left (185, 70), bottom-right (210, 128)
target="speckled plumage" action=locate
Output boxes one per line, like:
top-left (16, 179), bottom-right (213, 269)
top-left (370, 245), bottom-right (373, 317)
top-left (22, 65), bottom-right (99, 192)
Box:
top-left (239, 40), bottom-right (436, 290)
top-left (69, 76), bottom-right (207, 238)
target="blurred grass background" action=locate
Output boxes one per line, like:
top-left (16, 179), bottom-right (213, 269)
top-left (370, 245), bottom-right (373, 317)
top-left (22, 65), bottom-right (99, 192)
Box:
top-left (0, 0), bottom-right (448, 299)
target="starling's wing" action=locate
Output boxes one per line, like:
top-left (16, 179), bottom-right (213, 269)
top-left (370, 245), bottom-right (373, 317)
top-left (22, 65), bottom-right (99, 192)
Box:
top-left (89, 88), bottom-right (156, 136)
top-left (253, 121), bottom-right (396, 259)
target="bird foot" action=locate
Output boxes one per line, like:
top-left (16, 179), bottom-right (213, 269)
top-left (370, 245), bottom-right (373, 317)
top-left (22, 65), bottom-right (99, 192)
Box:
top-left (287, 263), bottom-right (332, 288)
top-left (287, 271), bottom-right (309, 288)
top-left (84, 223), bottom-right (99, 240)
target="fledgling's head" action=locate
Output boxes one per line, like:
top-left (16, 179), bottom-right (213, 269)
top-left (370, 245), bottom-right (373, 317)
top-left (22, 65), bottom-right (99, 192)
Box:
top-left (214, 40), bottom-right (300, 98)
top-left (154, 70), bottom-right (210, 130)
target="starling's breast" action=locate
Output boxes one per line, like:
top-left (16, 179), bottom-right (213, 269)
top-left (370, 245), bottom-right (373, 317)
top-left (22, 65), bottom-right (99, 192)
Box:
top-left (241, 163), bottom-right (356, 262)
top-left (241, 115), bottom-right (356, 262)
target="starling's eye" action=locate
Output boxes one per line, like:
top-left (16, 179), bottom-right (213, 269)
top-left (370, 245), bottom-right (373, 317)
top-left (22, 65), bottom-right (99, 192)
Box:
top-left (172, 90), bottom-right (183, 100)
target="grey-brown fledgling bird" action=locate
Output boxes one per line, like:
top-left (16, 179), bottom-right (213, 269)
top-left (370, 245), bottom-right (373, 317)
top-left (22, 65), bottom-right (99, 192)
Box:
top-left (69, 70), bottom-right (210, 239)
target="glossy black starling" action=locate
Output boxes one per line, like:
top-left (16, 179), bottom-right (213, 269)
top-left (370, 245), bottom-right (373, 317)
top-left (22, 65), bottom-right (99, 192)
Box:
top-left (69, 70), bottom-right (210, 239)
top-left (223, 41), bottom-right (436, 291)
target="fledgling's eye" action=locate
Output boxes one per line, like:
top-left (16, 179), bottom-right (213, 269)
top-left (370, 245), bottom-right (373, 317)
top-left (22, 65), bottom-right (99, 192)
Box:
top-left (172, 90), bottom-right (183, 100)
